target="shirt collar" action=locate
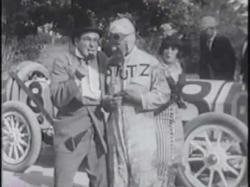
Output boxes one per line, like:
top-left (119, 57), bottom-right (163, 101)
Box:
top-left (75, 47), bottom-right (98, 64)
top-left (209, 31), bottom-right (217, 42)
top-left (242, 40), bottom-right (248, 55)
top-left (124, 45), bottom-right (137, 62)
top-left (75, 47), bottom-right (84, 59)
top-left (161, 59), bottom-right (180, 69)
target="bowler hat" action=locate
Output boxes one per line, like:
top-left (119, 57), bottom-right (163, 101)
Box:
top-left (62, 11), bottom-right (102, 39)
top-left (71, 19), bottom-right (102, 39)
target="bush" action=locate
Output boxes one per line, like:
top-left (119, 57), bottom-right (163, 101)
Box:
top-left (1, 33), bottom-right (64, 72)
top-left (14, 33), bottom-right (51, 62)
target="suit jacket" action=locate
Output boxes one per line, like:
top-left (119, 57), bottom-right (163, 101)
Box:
top-left (50, 44), bottom-right (108, 152)
top-left (240, 39), bottom-right (248, 85)
top-left (199, 34), bottom-right (236, 80)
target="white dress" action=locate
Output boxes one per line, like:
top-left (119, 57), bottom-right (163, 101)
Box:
top-left (155, 60), bottom-right (185, 186)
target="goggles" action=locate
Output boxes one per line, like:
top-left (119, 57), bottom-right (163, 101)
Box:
top-left (109, 32), bottom-right (134, 42)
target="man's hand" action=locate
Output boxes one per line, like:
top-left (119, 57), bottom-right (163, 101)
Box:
top-left (75, 65), bottom-right (88, 80)
top-left (117, 89), bottom-right (142, 105)
top-left (102, 95), bottom-right (122, 112)
top-left (108, 48), bottom-right (124, 65)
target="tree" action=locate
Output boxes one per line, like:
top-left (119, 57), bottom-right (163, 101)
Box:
top-left (2, 0), bottom-right (67, 68)
top-left (2, 0), bottom-right (247, 73)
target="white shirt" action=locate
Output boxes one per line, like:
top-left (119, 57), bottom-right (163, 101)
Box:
top-left (207, 31), bottom-right (217, 51)
top-left (242, 40), bottom-right (248, 56)
top-left (161, 60), bottom-right (182, 83)
top-left (75, 48), bottom-right (101, 100)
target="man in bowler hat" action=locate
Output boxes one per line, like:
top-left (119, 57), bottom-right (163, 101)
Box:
top-left (50, 15), bottom-right (108, 187)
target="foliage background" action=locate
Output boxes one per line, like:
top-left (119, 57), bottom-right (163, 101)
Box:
top-left (2, 0), bottom-right (248, 75)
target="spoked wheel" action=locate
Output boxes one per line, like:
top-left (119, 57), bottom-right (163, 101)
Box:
top-left (5, 61), bottom-right (55, 144)
top-left (178, 112), bottom-right (248, 187)
top-left (3, 111), bottom-right (31, 165)
top-left (2, 101), bottom-right (42, 172)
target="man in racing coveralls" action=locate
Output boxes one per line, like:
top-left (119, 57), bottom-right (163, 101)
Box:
top-left (103, 17), bottom-right (171, 187)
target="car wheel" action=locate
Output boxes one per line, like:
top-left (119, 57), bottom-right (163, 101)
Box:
top-left (5, 61), bottom-right (54, 145)
top-left (178, 112), bottom-right (248, 187)
top-left (2, 101), bottom-right (42, 172)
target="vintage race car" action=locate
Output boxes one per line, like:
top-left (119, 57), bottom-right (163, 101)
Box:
top-left (178, 78), bottom-right (248, 187)
top-left (2, 61), bottom-right (248, 187)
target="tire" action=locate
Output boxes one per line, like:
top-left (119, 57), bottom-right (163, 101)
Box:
top-left (6, 61), bottom-right (50, 101)
top-left (178, 112), bottom-right (248, 187)
top-left (6, 61), bottom-right (40, 101)
top-left (5, 61), bottom-right (55, 147)
top-left (2, 101), bottom-right (42, 172)
top-left (13, 61), bottom-right (50, 81)
top-left (5, 61), bottom-right (38, 100)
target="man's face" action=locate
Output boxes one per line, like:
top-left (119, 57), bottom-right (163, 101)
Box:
top-left (109, 33), bottom-right (131, 56)
top-left (75, 32), bottom-right (100, 59)
top-left (203, 27), bottom-right (216, 38)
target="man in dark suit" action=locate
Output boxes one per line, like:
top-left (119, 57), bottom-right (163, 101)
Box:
top-left (199, 16), bottom-right (236, 80)
top-left (240, 37), bottom-right (248, 88)
top-left (50, 17), bottom-right (108, 187)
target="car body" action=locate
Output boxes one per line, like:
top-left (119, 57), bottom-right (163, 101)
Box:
top-left (181, 79), bottom-right (247, 124)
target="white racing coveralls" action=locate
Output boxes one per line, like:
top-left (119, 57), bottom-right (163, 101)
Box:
top-left (106, 46), bottom-right (170, 187)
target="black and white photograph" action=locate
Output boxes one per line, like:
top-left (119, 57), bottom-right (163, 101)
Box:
top-left (1, 0), bottom-right (248, 187)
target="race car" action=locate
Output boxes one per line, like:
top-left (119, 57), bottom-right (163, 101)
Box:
top-left (178, 78), bottom-right (248, 187)
top-left (2, 61), bottom-right (248, 187)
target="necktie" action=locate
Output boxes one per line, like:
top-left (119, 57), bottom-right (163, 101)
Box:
top-left (242, 40), bottom-right (247, 57)
top-left (207, 38), bottom-right (213, 51)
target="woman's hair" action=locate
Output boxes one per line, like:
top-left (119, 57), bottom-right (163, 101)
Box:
top-left (158, 34), bottom-right (186, 71)
top-left (158, 34), bottom-right (184, 56)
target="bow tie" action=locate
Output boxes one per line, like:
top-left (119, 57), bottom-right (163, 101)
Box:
top-left (77, 57), bottom-right (89, 66)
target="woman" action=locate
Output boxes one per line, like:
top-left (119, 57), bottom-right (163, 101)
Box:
top-left (155, 34), bottom-right (186, 186)
top-left (158, 35), bottom-right (185, 82)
